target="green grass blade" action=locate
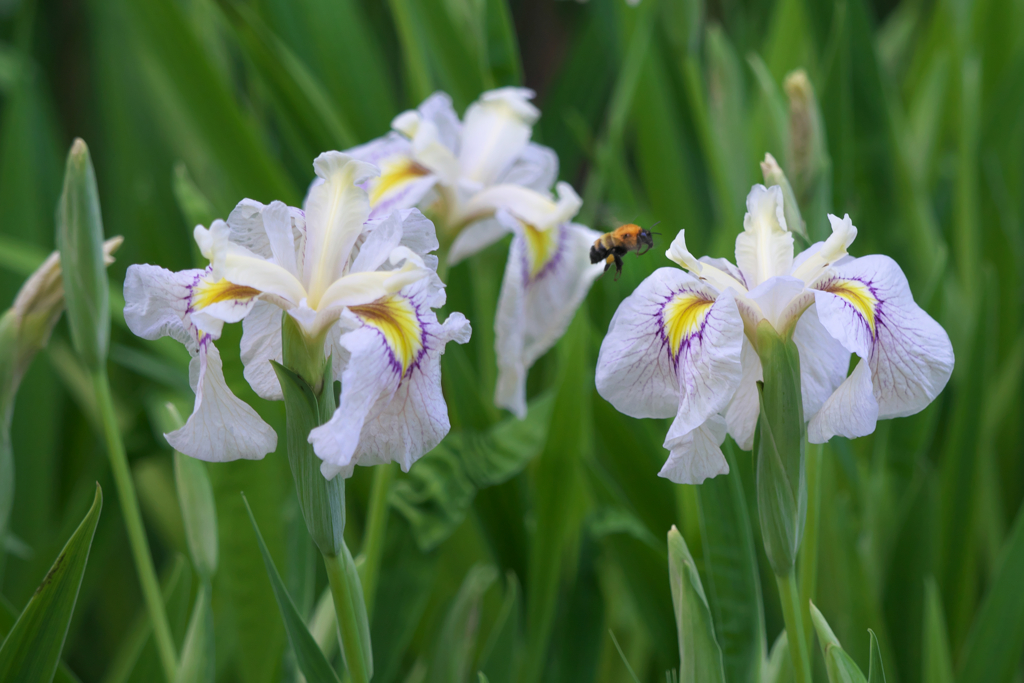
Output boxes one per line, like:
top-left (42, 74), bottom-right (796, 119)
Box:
top-left (922, 578), bottom-right (954, 683)
top-left (667, 526), bottom-right (726, 683)
top-left (955, 503), bottom-right (1024, 683)
top-left (0, 484), bottom-right (102, 683)
top-left (867, 630), bottom-right (886, 683)
top-left (428, 565), bottom-right (497, 683)
top-left (173, 583), bottom-right (215, 683)
top-left (242, 493), bottom-right (342, 683)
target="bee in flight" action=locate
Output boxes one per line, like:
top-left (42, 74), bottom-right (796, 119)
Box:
top-left (590, 223), bottom-right (658, 280)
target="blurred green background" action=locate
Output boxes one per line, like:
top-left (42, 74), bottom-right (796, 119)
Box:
top-left (0, 0), bottom-right (1022, 681)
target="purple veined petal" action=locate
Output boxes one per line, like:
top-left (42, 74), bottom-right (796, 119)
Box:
top-left (595, 267), bottom-right (744, 431)
top-left (494, 219), bottom-right (604, 418)
top-left (810, 253), bottom-right (954, 441)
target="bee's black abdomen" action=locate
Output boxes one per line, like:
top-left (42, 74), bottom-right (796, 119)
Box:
top-left (590, 243), bottom-right (606, 265)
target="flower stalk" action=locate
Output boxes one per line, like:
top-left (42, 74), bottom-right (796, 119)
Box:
top-left (274, 313), bottom-right (372, 682)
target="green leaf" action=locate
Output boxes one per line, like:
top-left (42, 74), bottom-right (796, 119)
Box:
top-left (174, 583), bottom-right (215, 683)
top-left (762, 631), bottom-right (794, 683)
top-left (476, 572), bottom-right (521, 683)
top-left (175, 449), bottom-right (219, 580)
top-left (56, 139), bottom-right (109, 371)
top-left (242, 493), bottom-right (342, 683)
top-left (754, 321), bottom-right (806, 576)
top-left (428, 564), bottom-right (498, 683)
top-left (809, 602), bottom-right (868, 683)
top-left (0, 484), bottom-right (102, 683)
top-left (390, 394), bottom-right (554, 551)
top-left (955, 502), bottom-right (1024, 683)
top-left (696, 444), bottom-right (766, 683)
top-left (667, 526), bottom-right (726, 683)
top-left (922, 578), bottom-right (954, 683)
top-left (867, 630), bottom-right (885, 683)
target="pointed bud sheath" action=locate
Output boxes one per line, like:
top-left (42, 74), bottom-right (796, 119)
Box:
top-left (667, 526), bottom-right (727, 683)
top-left (57, 139), bottom-right (110, 372)
top-left (273, 313), bottom-right (345, 557)
top-left (810, 602), bottom-right (870, 683)
top-left (754, 320), bottom-right (807, 577)
top-left (761, 153), bottom-right (808, 244)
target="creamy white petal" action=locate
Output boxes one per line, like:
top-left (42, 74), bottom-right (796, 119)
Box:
top-left (462, 181), bottom-right (581, 230)
top-left (813, 254), bottom-right (954, 422)
top-left (666, 230), bottom-right (748, 294)
top-left (350, 211), bottom-right (403, 274)
top-left (595, 268), bottom-right (744, 426)
top-left (659, 414), bottom-right (730, 485)
top-left (310, 283), bottom-right (471, 479)
top-left (414, 91), bottom-right (462, 153)
top-left (725, 336), bottom-right (762, 450)
top-left (447, 217), bottom-right (512, 265)
top-left (395, 208), bottom-right (441, 267)
top-left (225, 199), bottom-right (305, 263)
top-left (745, 276), bottom-right (806, 332)
top-left (166, 339), bottom-right (277, 462)
top-left (459, 87), bottom-right (538, 186)
top-left (791, 214), bottom-right (858, 285)
top-left (791, 304), bottom-right (850, 419)
top-left (807, 356), bottom-right (878, 443)
top-left (304, 152), bottom-right (379, 304)
top-left (240, 300), bottom-right (285, 401)
top-left (196, 221), bottom-right (308, 307)
top-left (262, 200), bottom-right (298, 275)
top-left (735, 184), bottom-right (793, 287)
top-left (494, 220), bottom-right (604, 418)
top-left (499, 142), bottom-right (559, 192)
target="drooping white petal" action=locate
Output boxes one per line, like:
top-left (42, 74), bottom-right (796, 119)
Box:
top-left (166, 339), bottom-right (277, 462)
top-left (459, 87), bottom-right (538, 186)
top-left (725, 337), bottom-right (762, 450)
top-left (240, 300), bottom-right (285, 401)
top-left (791, 304), bottom-right (850, 419)
top-left (310, 282), bottom-right (471, 479)
top-left (807, 357), bottom-right (878, 443)
top-left (595, 268), bottom-right (744, 428)
top-left (735, 184), bottom-right (794, 288)
top-left (123, 264), bottom-right (203, 352)
top-left (499, 142), bottom-right (559, 192)
top-left (304, 152), bottom-right (380, 304)
top-left (659, 414), bottom-right (730, 485)
top-left (447, 217), bottom-right (512, 265)
top-left (494, 218), bottom-right (604, 418)
top-left (813, 254), bottom-right (954, 423)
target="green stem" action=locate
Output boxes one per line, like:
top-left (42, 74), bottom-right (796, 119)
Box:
top-left (357, 461), bottom-right (396, 619)
top-left (776, 571), bottom-right (812, 683)
top-left (92, 370), bottom-right (178, 682)
top-left (324, 548), bottom-right (372, 683)
top-left (799, 440), bottom-right (822, 654)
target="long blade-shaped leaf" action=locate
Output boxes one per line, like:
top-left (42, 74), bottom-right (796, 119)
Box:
top-left (242, 493), bottom-right (342, 683)
top-left (0, 484), bottom-right (102, 683)
top-left (667, 526), bottom-right (726, 683)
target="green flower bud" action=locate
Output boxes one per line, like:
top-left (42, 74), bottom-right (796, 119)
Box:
top-left (754, 320), bottom-right (806, 577)
top-left (761, 153), bottom-right (808, 244)
top-left (57, 138), bottom-right (112, 371)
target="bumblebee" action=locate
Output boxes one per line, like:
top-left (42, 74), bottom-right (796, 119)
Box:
top-left (590, 223), bottom-right (657, 279)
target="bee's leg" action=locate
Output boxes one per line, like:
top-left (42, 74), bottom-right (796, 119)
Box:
top-left (613, 254), bottom-right (624, 280)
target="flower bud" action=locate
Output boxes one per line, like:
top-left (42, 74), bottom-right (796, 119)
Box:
top-left (57, 138), bottom-right (112, 371)
top-left (754, 320), bottom-right (806, 576)
top-left (783, 70), bottom-right (830, 240)
top-left (760, 153), bottom-right (808, 243)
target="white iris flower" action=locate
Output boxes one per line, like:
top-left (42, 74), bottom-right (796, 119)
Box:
top-left (124, 152), bottom-right (471, 479)
top-left (595, 184), bottom-right (954, 484)
top-left (346, 87), bottom-right (603, 418)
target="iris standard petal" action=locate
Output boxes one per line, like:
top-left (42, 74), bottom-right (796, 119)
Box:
top-left (735, 184), bottom-right (794, 287)
top-left (498, 142), bottom-right (559, 192)
top-left (659, 413), bottom-right (730, 485)
top-left (595, 268), bottom-right (744, 426)
top-left (494, 218), bottom-right (603, 418)
top-left (459, 87), bottom-right (538, 186)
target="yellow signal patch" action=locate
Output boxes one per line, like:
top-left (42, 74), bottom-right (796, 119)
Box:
top-left (522, 223), bottom-right (559, 279)
top-left (663, 291), bottom-right (714, 356)
top-left (192, 278), bottom-right (262, 309)
top-left (369, 157), bottom-right (431, 206)
top-left (824, 279), bottom-right (878, 335)
top-left (350, 295), bottom-right (424, 374)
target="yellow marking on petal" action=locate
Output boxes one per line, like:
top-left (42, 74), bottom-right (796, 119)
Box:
top-left (369, 157), bottom-right (431, 206)
top-left (663, 291), bottom-right (715, 356)
top-left (350, 295), bottom-right (423, 374)
top-left (824, 278), bottom-right (878, 334)
top-left (522, 223), bottom-right (559, 279)
top-left (192, 278), bottom-right (261, 309)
